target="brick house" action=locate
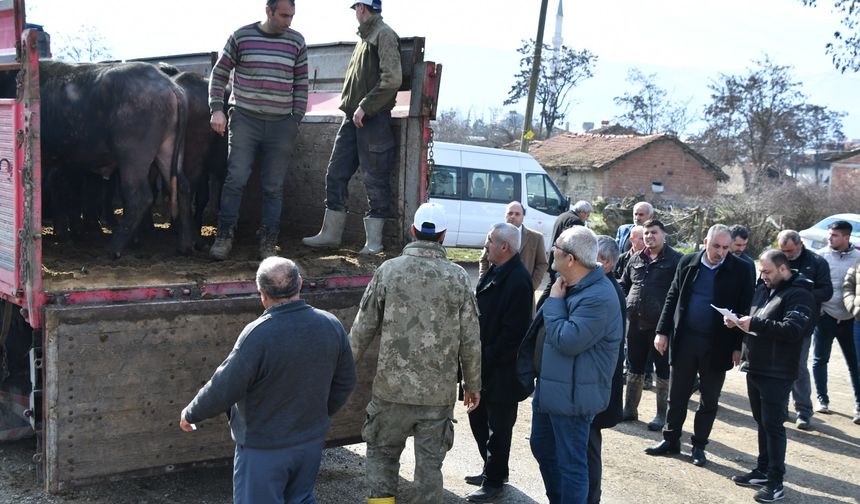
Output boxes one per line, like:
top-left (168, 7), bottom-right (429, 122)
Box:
top-left (527, 133), bottom-right (728, 205)
top-left (827, 148), bottom-right (860, 205)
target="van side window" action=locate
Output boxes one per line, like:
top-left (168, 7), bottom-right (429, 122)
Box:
top-left (526, 173), bottom-right (565, 216)
top-left (466, 170), bottom-right (518, 202)
top-left (429, 166), bottom-right (459, 198)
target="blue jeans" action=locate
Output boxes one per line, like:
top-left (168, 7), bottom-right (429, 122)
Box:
top-left (530, 386), bottom-right (593, 504)
top-left (812, 314), bottom-right (860, 408)
top-left (233, 438), bottom-right (324, 504)
top-left (855, 321), bottom-right (860, 388)
top-left (324, 111), bottom-right (396, 218)
top-left (218, 108), bottom-right (300, 230)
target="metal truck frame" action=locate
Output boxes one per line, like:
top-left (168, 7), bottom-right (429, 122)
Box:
top-left (0, 0), bottom-right (440, 492)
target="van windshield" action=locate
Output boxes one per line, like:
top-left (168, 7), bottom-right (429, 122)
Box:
top-left (526, 173), bottom-right (566, 216)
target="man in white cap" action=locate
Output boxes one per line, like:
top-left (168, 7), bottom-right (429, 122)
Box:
top-left (303, 0), bottom-right (402, 255)
top-left (350, 202), bottom-right (483, 504)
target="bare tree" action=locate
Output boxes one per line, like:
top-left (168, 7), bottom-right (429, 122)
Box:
top-left (53, 25), bottom-right (114, 62)
top-left (505, 39), bottom-right (597, 138)
top-left (801, 0), bottom-right (860, 72)
top-left (695, 56), bottom-right (844, 185)
top-left (431, 109), bottom-right (471, 143)
top-left (613, 68), bottom-right (692, 135)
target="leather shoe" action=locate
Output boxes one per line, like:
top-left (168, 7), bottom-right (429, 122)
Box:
top-left (691, 446), bottom-right (707, 467)
top-left (466, 485), bottom-right (504, 503)
top-left (644, 440), bottom-right (680, 456)
top-left (464, 474), bottom-right (484, 486)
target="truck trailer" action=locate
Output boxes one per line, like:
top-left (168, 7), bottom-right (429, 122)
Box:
top-left (0, 0), bottom-right (441, 492)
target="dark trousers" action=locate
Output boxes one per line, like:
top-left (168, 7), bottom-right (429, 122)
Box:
top-left (219, 108), bottom-right (299, 230)
top-left (468, 399), bottom-right (518, 487)
top-left (812, 313), bottom-right (860, 408)
top-left (627, 323), bottom-right (670, 379)
top-left (587, 426), bottom-right (603, 504)
top-left (233, 438), bottom-right (324, 504)
top-left (663, 337), bottom-right (727, 447)
top-left (747, 373), bottom-right (794, 485)
top-left (324, 111), bottom-right (396, 218)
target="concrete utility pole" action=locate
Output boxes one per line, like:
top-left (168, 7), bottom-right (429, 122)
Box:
top-left (520, 0), bottom-right (550, 152)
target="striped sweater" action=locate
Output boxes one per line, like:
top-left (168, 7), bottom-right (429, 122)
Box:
top-left (209, 23), bottom-right (308, 119)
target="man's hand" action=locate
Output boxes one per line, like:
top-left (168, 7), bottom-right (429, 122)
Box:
top-left (654, 334), bottom-right (669, 355)
top-left (463, 391), bottom-right (480, 414)
top-left (724, 316), bottom-right (738, 329)
top-left (210, 110), bottom-right (227, 136)
top-left (179, 407), bottom-right (195, 432)
top-left (549, 277), bottom-right (568, 298)
top-left (352, 107), bottom-right (366, 128)
top-left (737, 316), bottom-right (752, 333)
top-left (732, 350), bottom-right (742, 367)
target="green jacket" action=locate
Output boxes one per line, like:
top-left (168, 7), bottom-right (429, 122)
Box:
top-left (350, 240), bottom-right (482, 406)
top-left (339, 13), bottom-right (402, 117)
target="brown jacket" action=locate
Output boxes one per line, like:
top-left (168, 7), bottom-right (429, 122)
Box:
top-left (479, 226), bottom-right (548, 290)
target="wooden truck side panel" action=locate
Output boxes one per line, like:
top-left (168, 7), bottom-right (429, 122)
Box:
top-left (43, 288), bottom-right (377, 492)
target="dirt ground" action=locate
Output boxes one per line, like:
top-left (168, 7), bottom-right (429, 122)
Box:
top-left (40, 226), bottom-right (389, 292)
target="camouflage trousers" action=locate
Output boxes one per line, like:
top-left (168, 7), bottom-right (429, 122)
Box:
top-left (362, 396), bottom-right (455, 503)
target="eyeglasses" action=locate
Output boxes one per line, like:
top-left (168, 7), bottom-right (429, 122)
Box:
top-left (552, 243), bottom-right (575, 257)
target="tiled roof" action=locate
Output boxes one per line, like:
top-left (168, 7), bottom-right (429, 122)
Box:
top-left (528, 133), bottom-right (662, 169)
top-left (527, 132), bottom-right (727, 180)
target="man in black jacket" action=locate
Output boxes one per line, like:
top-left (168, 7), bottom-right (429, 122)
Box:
top-left (588, 236), bottom-right (626, 504)
top-left (729, 249), bottom-right (815, 503)
top-left (778, 229), bottom-right (832, 429)
top-left (646, 224), bottom-right (755, 467)
top-left (538, 200), bottom-right (591, 307)
top-left (466, 223), bottom-right (534, 503)
top-left (620, 219), bottom-right (681, 431)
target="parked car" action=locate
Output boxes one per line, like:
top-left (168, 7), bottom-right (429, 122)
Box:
top-left (799, 213), bottom-right (860, 251)
top-left (428, 142), bottom-right (569, 250)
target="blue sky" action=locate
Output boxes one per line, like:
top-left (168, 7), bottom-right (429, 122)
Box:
top-left (27, 0), bottom-right (860, 139)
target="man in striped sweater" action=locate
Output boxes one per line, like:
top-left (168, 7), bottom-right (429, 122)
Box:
top-left (303, 0), bottom-right (402, 255)
top-left (209, 0), bottom-right (308, 261)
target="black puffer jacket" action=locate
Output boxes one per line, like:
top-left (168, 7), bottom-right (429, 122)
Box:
top-left (744, 272), bottom-right (816, 380)
top-left (621, 246), bottom-right (682, 330)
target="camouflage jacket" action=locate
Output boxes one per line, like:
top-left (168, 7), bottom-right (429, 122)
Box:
top-left (350, 240), bottom-right (482, 406)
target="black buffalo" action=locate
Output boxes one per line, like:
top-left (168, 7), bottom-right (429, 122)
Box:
top-left (39, 60), bottom-right (192, 257)
top-left (168, 70), bottom-right (228, 237)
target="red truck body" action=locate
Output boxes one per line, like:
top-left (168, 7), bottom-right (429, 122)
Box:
top-left (0, 0), bottom-right (440, 492)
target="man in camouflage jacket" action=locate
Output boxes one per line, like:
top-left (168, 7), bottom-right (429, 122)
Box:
top-left (350, 202), bottom-right (482, 504)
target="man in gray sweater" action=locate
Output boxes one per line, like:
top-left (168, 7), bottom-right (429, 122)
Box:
top-left (180, 256), bottom-right (357, 504)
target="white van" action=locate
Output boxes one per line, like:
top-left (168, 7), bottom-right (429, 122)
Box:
top-left (428, 142), bottom-right (569, 250)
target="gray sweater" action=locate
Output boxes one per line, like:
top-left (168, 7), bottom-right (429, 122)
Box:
top-left (819, 245), bottom-right (860, 320)
top-left (185, 300), bottom-right (356, 449)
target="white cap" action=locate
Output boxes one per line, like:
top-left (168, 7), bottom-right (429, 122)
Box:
top-left (351, 0), bottom-right (382, 10)
top-left (413, 202), bottom-right (447, 233)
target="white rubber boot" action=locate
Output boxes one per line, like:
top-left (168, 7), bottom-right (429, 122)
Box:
top-left (359, 217), bottom-right (385, 255)
top-left (302, 209), bottom-right (346, 248)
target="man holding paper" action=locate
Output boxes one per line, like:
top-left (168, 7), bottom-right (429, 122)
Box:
top-left (645, 224), bottom-right (755, 467)
top-left (728, 249), bottom-right (815, 503)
